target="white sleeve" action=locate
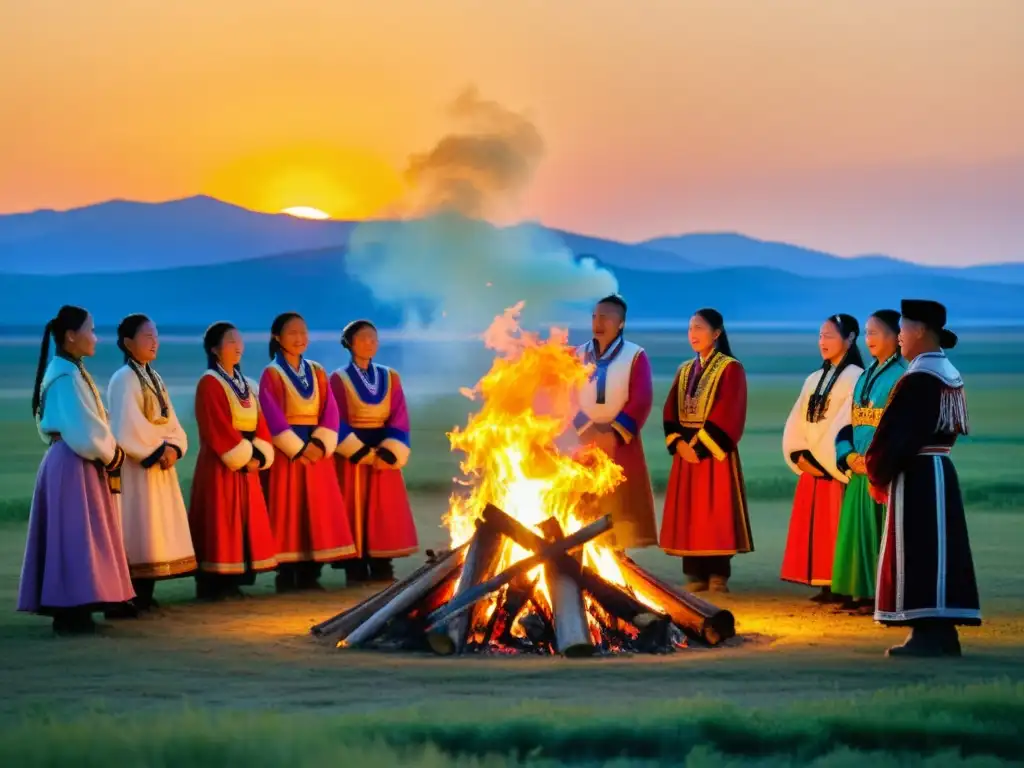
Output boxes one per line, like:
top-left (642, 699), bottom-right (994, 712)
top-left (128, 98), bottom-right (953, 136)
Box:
top-left (48, 375), bottom-right (118, 465)
top-left (108, 369), bottom-right (168, 465)
top-left (781, 376), bottom-right (812, 476)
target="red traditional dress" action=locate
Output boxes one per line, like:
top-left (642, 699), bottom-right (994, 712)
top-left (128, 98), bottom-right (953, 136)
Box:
top-left (780, 361), bottom-right (862, 588)
top-left (330, 362), bottom-right (418, 581)
top-left (188, 368), bottom-right (279, 591)
top-left (258, 355), bottom-right (356, 584)
top-left (659, 352), bottom-right (753, 580)
top-left (573, 335), bottom-right (657, 549)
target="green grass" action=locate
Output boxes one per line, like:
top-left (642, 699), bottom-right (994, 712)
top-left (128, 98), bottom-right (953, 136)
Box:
top-left (2, 329), bottom-right (1024, 519)
top-left (1, 328), bottom-right (1022, 765)
top-left (2, 681), bottom-right (1023, 766)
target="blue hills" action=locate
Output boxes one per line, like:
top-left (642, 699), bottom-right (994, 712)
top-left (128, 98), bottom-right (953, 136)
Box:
top-left (1, 195), bottom-right (1022, 328)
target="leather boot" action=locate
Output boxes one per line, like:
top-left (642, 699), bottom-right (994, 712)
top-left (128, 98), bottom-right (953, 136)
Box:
top-left (886, 625), bottom-right (962, 658)
top-left (708, 575), bottom-right (730, 593)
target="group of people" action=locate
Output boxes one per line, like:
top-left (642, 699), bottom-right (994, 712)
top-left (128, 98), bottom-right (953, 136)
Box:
top-left (16, 294), bottom-right (981, 658)
top-left (17, 309), bottom-right (418, 635)
top-left (562, 294), bottom-right (981, 659)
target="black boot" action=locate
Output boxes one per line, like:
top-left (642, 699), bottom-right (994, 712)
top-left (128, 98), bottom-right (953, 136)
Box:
top-left (886, 623), bottom-right (962, 658)
top-left (52, 608), bottom-right (96, 636)
top-left (342, 559), bottom-right (370, 586)
top-left (275, 565), bottom-right (298, 594)
top-left (132, 578), bottom-right (158, 611)
top-left (295, 561), bottom-right (325, 591)
top-left (810, 586), bottom-right (844, 604)
top-left (368, 558), bottom-right (395, 583)
top-left (103, 601), bottom-right (140, 620)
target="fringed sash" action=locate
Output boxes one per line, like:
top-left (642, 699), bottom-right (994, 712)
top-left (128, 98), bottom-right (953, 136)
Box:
top-left (908, 352), bottom-right (970, 435)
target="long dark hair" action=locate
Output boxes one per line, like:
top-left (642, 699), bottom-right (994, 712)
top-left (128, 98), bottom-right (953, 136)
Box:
top-left (269, 312), bottom-right (303, 359)
top-left (116, 313), bottom-right (152, 363)
top-left (203, 321), bottom-right (239, 371)
top-left (31, 305), bottom-right (89, 419)
top-left (695, 307), bottom-right (735, 359)
top-left (827, 313), bottom-right (865, 369)
top-left (806, 313), bottom-right (863, 422)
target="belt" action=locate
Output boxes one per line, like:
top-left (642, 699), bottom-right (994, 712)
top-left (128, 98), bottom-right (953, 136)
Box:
top-left (918, 446), bottom-right (951, 456)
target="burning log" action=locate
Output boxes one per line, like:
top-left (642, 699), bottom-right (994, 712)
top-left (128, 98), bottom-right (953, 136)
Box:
top-left (429, 518), bottom-right (504, 656)
top-left (480, 504), bottom-right (666, 631)
top-left (538, 518), bottom-right (595, 658)
top-left (424, 514), bottom-right (613, 633)
top-left (311, 548), bottom-right (457, 640)
top-left (340, 544), bottom-right (468, 648)
top-left (614, 553), bottom-right (735, 646)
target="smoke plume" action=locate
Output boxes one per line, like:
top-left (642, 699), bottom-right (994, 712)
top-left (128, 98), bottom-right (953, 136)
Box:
top-left (344, 87), bottom-right (617, 399)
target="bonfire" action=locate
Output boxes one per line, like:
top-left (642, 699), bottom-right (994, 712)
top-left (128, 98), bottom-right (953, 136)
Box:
top-left (313, 303), bottom-right (735, 656)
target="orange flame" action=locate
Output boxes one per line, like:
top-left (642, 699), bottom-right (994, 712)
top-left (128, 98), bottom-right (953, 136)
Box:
top-left (443, 302), bottom-right (645, 627)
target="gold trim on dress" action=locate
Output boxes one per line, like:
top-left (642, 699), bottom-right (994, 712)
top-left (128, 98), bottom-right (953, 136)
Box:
top-left (852, 404), bottom-right (883, 427)
top-left (677, 354), bottom-right (735, 427)
top-left (129, 555), bottom-right (197, 580)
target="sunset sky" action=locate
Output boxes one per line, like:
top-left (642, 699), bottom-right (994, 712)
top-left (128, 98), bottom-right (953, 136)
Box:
top-left (1, 0), bottom-right (1021, 265)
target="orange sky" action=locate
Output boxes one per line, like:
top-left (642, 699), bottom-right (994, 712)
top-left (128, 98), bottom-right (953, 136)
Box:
top-left (1, 0), bottom-right (1022, 264)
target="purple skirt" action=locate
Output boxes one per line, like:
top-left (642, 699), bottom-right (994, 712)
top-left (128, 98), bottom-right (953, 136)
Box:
top-left (17, 440), bottom-right (135, 614)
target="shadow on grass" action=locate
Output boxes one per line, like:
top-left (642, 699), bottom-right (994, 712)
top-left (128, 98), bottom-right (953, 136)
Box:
top-left (2, 680), bottom-right (1021, 766)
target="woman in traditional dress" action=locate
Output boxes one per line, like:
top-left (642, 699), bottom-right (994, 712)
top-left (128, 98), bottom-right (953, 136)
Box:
top-left (781, 313), bottom-right (864, 602)
top-left (329, 320), bottom-right (418, 584)
top-left (107, 314), bottom-right (196, 612)
top-left (17, 305), bottom-right (135, 635)
top-left (259, 312), bottom-right (356, 592)
top-left (188, 322), bottom-right (279, 600)
top-left (659, 309), bottom-right (753, 593)
top-left (831, 310), bottom-right (906, 614)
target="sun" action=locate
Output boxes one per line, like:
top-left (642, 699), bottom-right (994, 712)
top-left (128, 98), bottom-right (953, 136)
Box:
top-left (281, 206), bottom-right (330, 220)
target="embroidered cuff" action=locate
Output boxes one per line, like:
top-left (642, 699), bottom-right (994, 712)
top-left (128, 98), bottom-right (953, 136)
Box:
top-left (610, 412), bottom-right (637, 444)
top-left (252, 438), bottom-right (274, 470)
top-left (696, 428), bottom-right (727, 461)
top-left (376, 447), bottom-right (398, 466)
top-left (272, 429), bottom-right (306, 460)
top-left (336, 430), bottom-right (367, 459)
top-left (221, 439), bottom-right (254, 472)
top-left (379, 438), bottom-right (410, 468)
top-left (140, 443), bottom-right (167, 469)
top-left (349, 444), bottom-right (373, 465)
top-left (665, 434), bottom-right (683, 455)
top-left (105, 446), bottom-right (126, 473)
top-left (311, 425), bottom-right (338, 456)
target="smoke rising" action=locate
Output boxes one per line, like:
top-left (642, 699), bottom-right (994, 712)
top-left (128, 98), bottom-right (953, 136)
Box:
top-left (345, 87), bottom-right (617, 399)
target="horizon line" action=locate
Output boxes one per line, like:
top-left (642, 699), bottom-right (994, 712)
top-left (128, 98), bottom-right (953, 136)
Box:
top-left (2, 192), bottom-right (1022, 270)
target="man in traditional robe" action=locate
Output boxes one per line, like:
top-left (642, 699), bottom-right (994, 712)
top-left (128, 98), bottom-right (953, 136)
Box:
top-left (572, 294), bottom-right (657, 550)
top-left (865, 299), bottom-right (981, 657)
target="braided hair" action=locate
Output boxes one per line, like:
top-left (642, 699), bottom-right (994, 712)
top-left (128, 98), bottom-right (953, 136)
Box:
top-left (31, 305), bottom-right (89, 419)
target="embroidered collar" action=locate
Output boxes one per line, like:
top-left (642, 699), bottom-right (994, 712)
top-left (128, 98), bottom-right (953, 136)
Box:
top-left (908, 351), bottom-right (963, 388)
top-left (128, 358), bottom-right (169, 418)
top-left (858, 352), bottom-right (902, 406)
top-left (274, 352), bottom-right (315, 399)
top-left (214, 364), bottom-right (251, 402)
top-left (585, 334), bottom-right (625, 366)
top-left (346, 360), bottom-right (389, 405)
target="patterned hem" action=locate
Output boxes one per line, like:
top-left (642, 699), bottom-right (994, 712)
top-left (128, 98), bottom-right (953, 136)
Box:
top-left (199, 557), bottom-right (279, 574)
top-left (780, 577), bottom-right (832, 587)
top-left (662, 548), bottom-right (746, 557)
top-left (129, 556), bottom-right (198, 580)
top-left (367, 546), bottom-right (419, 558)
top-left (274, 545), bottom-right (357, 563)
top-left (875, 607), bottom-right (982, 622)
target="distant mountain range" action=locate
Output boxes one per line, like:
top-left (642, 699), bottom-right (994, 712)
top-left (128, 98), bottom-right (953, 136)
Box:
top-left (2, 195), bottom-right (1023, 327)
